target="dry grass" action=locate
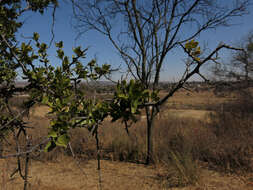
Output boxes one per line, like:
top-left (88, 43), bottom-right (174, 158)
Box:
top-left (166, 109), bottom-right (213, 121)
top-left (163, 89), bottom-right (236, 110)
top-left (1, 88), bottom-right (253, 189)
top-left (0, 157), bottom-right (161, 190)
top-left (1, 157), bottom-right (253, 190)
top-left (29, 106), bottom-right (51, 118)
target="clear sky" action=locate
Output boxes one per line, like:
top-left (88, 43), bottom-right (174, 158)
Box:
top-left (17, 1), bottom-right (253, 82)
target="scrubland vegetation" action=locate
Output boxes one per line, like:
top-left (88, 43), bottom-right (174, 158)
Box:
top-left (1, 1), bottom-right (253, 189)
top-left (1, 86), bottom-right (253, 189)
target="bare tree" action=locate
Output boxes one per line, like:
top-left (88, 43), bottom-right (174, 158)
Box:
top-left (210, 31), bottom-right (253, 90)
top-left (230, 32), bottom-right (253, 84)
top-left (71, 0), bottom-right (250, 164)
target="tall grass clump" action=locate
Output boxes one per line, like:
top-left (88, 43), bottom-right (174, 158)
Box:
top-left (153, 117), bottom-right (200, 187)
top-left (202, 89), bottom-right (253, 172)
top-left (100, 120), bottom-right (146, 162)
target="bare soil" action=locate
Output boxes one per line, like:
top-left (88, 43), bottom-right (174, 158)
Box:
top-left (1, 157), bottom-right (253, 190)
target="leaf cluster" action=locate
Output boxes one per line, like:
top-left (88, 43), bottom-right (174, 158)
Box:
top-left (0, 0), bottom-right (159, 154)
top-left (185, 40), bottom-right (201, 62)
top-left (110, 79), bottom-right (159, 124)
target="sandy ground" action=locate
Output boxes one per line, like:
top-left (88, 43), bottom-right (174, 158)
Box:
top-left (30, 106), bottom-right (51, 118)
top-left (1, 157), bottom-right (161, 190)
top-left (1, 157), bottom-right (253, 190)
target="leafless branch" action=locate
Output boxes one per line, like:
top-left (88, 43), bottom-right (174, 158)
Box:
top-left (0, 137), bottom-right (50, 159)
top-left (49, 4), bottom-right (57, 47)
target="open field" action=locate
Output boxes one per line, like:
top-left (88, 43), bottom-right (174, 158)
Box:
top-left (1, 88), bottom-right (253, 189)
top-left (1, 157), bottom-right (253, 190)
top-left (165, 90), bottom-right (236, 110)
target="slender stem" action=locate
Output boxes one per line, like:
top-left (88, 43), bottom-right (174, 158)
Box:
top-left (95, 127), bottom-right (102, 190)
top-left (23, 134), bottom-right (30, 190)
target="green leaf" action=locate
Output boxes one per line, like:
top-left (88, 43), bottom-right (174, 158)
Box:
top-left (42, 95), bottom-right (49, 104)
top-left (31, 72), bottom-right (37, 80)
top-left (56, 134), bottom-right (70, 148)
top-left (21, 43), bottom-right (26, 51)
top-left (44, 141), bottom-right (56, 152)
top-left (118, 93), bottom-right (128, 99)
top-left (88, 60), bottom-right (96, 67)
top-left (62, 57), bottom-right (69, 71)
top-left (55, 41), bottom-right (63, 48)
top-left (94, 67), bottom-right (101, 74)
top-left (33, 32), bottom-right (40, 41)
top-left (57, 49), bottom-right (64, 59)
top-left (131, 100), bottom-right (138, 114)
top-left (185, 41), bottom-right (191, 50)
top-left (40, 43), bottom-right (47, 50)
top-left (192, 41), bottom-right (198, 48)
top-left (55, 98), bottom-right (61, 107)
top-left (195, 46), bottom-right (201, 54)
top-left (73, 46), bottom-right (82, 57)
top-left (185, 40), bottom-right (199, 50)
top-left (48, 130), bottom-right (57, 138)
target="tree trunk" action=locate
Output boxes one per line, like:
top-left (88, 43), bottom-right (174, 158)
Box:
top-left (145, 106), bottom-right (155, 165)
top-left (95, 127), bottom-right (102, 190)
top-left (245, 63), bottom-right (249, 86)
top-left (0, 140), bottom-right (3, 157)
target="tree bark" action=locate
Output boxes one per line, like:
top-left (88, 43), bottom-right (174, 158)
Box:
top-left (0, 140), bottom-right (3, 157)
top-left (145, 106), bottom-right (155, 165)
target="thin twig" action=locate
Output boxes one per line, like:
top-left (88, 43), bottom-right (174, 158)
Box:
top-left (0, 138), bottom-right (50, 159)
top-left (23, 134), bottom-right (31, 190)
top-left (95, 127), bottom-right (102, 190)
top-left (0, 34), bottom-right (28, 73)
top-left (67, 142), bottom-right (88, 179)
top-left (0, 109), bottom-right (29, 131)
top-left (49, 4), bottom-right (57, 47)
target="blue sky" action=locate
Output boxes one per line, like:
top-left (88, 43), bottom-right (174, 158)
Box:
top-left (17, 1), bottom-right (253, 81)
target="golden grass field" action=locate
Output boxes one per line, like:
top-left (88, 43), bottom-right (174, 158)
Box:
top-left (1, 88), bottom-right (253, 190)
top-left (2, 156), bottom-right (253, 190)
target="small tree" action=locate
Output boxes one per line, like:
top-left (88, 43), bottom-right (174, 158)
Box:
top-left (0, 2), bottom-right (59, 189)
top-left (0, 1), bottom-right (112, 189)
top-left (71, 0), bottom-right (250, 164)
